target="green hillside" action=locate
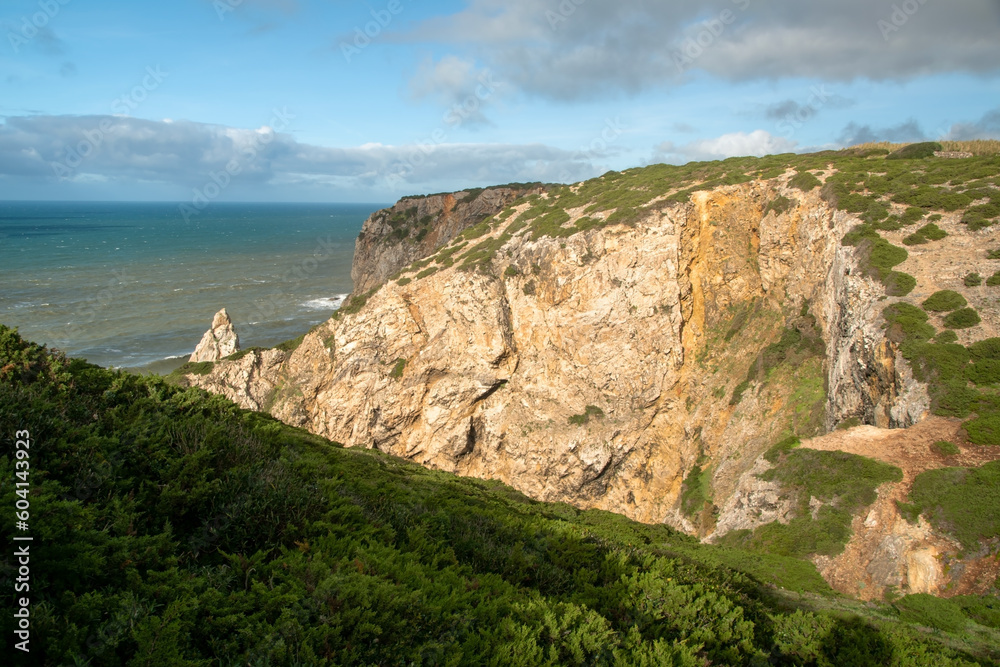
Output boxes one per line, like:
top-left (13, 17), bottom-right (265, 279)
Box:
top-left (2, 325), bottom-right (999, 665)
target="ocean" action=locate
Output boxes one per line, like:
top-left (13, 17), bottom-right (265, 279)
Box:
top-left (0, 201), bottom-right (382, 373)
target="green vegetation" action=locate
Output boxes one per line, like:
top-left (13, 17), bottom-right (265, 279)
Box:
top-left (923, 290), bottom-right (969, 312)
top-left (944, 308), bottom-right (982, 329)
top-left (842, 224), bottom-right (915, 296)
top-left (275, 333), bottom-right (306, 353)
top-left (988, 272), bottom-right (1000, 287)
top-left (14, 328), bottom-right (995, 664)
top-left (936, 330), bottom-right (960, 344)
top-left (905, 222), bottom-right (948, 245)
top-left (789, 170), bottom-right (822, 191)
top-left (763, 194), bottom-right (794, 217)
top-left (397, 276), bottom-right (412, 286)
top-left (679, 464), bottom-right (711, 519)
top-left (895, 594), bottom-right (968, 633)
top-left (886, 142), bottom-right (944, 160)
top-left (568, 404), bottom-right (604, 426)
top-left (164, 360), bottom-right (215, 383)
top-left (720, 448), bottom-right (902, 559)
top-left (931, 440), bottom-right (961, 456)
top-left (966, 273), bottom-right (984, 287)
top-left (908, 461), bottom-right (1000, 548)
top-left (332, 289), bottom-right (376, 319)
top-left (389, 357), bottom-right (407, 379)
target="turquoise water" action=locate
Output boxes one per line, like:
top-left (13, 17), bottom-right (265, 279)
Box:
top-left (0, 201), bottom-right (381, 371)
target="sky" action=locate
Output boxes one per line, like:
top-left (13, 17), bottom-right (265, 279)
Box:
top-left (1, 0), bottom-right (999, 203)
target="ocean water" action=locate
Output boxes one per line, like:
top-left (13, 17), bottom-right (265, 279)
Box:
top-left (0, 201), bottom-right (381, 372)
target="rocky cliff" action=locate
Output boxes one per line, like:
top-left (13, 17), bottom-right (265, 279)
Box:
top-left (178, 151), bottom-right (1000, 599)
top-left (351, 184), bottom-right (543, 294)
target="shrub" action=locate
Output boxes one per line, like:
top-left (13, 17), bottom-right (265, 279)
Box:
top-left (789, 170), bottom-right (822, 191)
top-left (902, 233), bottom-right (927, 246)
top-left (504, 265), bottom-right (520, 277)
top-left (397, 277), bottom-right (412, 286)
top-left (763, 194), bottom-right (794, 217)
top-left (964, 272), bottom-right (983, 287)
top-left (931, 441), bottom-right (960, 456)
top-left (886, 142), bottom-right (943, 160)
top-left (389, 357), bottom-right (407, 379)
top-left (909, 461), bottom-right (1000, 547)
top-left (883, 302), bottom-right (935, 342)
top-left (943, 307), bottom-right (981, 329)
top-left (935, 330), bottom-right (958, 344)
top-left (969, 337), bottom-right (1000, 360)
top-left (894, 594), bottom-right (967, 633)
top-left (916, 222), bottom-right (947, 240)
top-left (966, 359), bottom-right (1000, 385)
top-left (988, 272), bottom-right (1000, 287)
top-left (964, 414), bottom-right (1000, 446)
top-left (922, 290), bottom-right (967, 312)
top-left (988, 248), bottom-right (1000, 260)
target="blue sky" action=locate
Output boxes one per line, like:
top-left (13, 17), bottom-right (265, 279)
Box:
top-left (1, 0), bottom-right (999, 202)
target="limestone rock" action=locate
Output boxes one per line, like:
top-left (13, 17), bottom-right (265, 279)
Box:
top-left (190, 308), bottom-right (240, 362)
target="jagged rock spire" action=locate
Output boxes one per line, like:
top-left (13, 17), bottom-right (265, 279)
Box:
top-left (189, 308), bottom-right (240, 362)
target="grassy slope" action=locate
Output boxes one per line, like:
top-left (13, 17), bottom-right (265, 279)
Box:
top-left (2, 326), bottom-right (998, 665)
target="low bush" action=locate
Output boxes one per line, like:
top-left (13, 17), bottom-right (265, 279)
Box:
top-left (943, 307), bottom-right (981, 329)
top-left (909, 461), bottom-right (1000, 547)
top-left (922, 290), bottom-right (968, 312)
top-left (886, 142), bottom-right (943, 160)
top-left (988, 272), bottom-right (1000, 287)
top-left (894, 594), bottom-right (967, 633)
top-left (964, 272), bottom-right (983, 287)
top-left (931, 440), bottom-right (960, 456)
top-left (789, 170), bottom-right (822, 191)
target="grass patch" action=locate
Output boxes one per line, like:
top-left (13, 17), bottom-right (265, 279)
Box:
top-left (389, 357), bottom-right (406, 379)
top-left (568, 404), bottom-right (605, 426)
top-left (275, 334), bottom-right (306, 353)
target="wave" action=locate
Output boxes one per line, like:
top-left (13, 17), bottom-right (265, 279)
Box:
top-left (301, 294), bottom-right (349, 311)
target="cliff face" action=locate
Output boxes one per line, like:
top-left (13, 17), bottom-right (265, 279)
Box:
top-left (181, 161), bottom-right (1000, 599)
top-left (187, 178), bottom-right (912, 521)
top-left (351, 186), bottom-right (542, 294)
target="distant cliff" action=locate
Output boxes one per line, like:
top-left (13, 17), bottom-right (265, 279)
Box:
top-left (351, 185), bottom-right (544, 294)
top-left (178, 150), bottom-right (1000, 600)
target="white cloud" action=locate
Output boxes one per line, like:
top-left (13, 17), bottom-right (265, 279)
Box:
top-left (656, 130), bottom-right (797, 163)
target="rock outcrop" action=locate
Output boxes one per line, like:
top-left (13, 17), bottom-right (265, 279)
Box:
top-left (351, 185), bottom-right (543, 294)
top-left (189, 308), bottom-right (240, 362)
